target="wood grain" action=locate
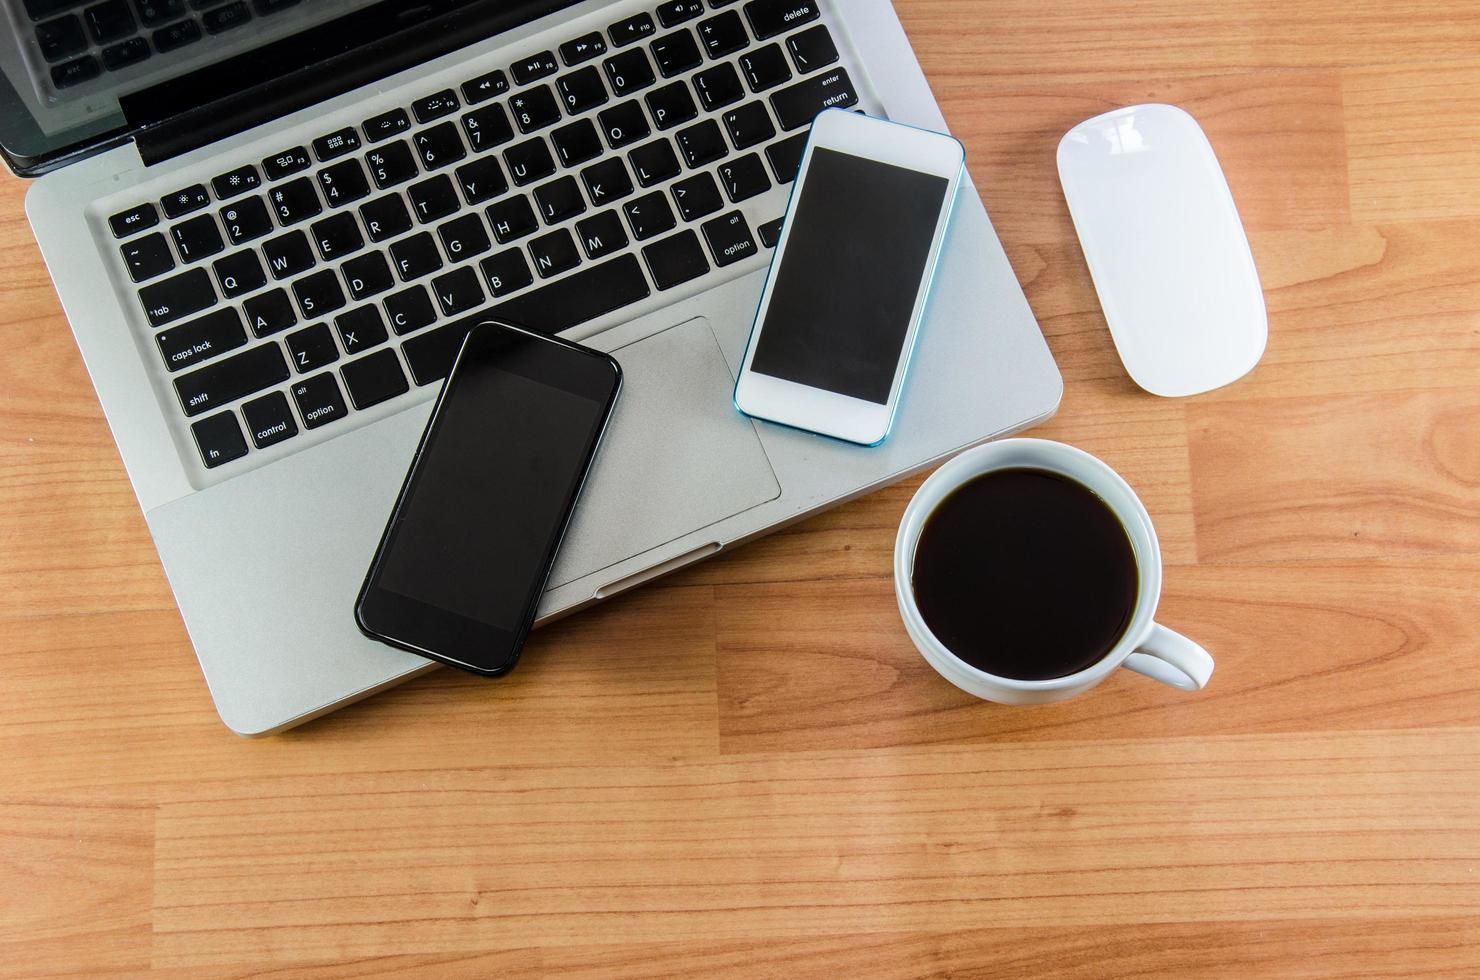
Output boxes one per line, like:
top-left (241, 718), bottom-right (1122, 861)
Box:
top-left (3, 1), bottom-right (1480, 976)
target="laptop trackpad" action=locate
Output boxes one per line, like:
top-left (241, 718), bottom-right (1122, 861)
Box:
top-left (548, 316), bottom-right (781, 589)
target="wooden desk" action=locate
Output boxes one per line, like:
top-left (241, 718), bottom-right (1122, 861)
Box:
top-left (3, 2), bottom-right (1478, 975)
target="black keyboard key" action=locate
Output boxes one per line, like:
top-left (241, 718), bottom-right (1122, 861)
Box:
top-left (109, 202), bottom-right (158, 238)
top-left (551, 118), bottom-right (602, 168)
top-left (211, 164), bottom-right (260, 200)
top-left (724, 100), bottom-right (776, 149)
top-left (575, 209), bottom-right (627, 260)
top-left (455, 156), bottom-right (507, 206)
top-left (598, 100), bottom-right (650, 149)
top-left (504, 137), bottom-right (555, 185)
top-left (642, 228), bottom-right (709, 290)
top-left (269, 177), bottom-right (322, 225)
top-left (390, 231), bottom-right (443, 281)
top-left (480, 248), bottom-right (532, 297)
top-left (121, 232), bottom-right (174, 282)
top-left (262, 145), bottom-right (311, 180)
top-left (412, 89), bottom-right (460, 124)
top-left (437, 212), bottom-right (491, 261)
top-left (318, 159), bottom-right (371, 208)
top-left (171, 214), bottom-right (224, 263)
top-left (51, 55), bottom-right (100, 88)
top-left (581, 156), bottom-right (634, 206)
top-left (212, 250), bottom-right (266, 298)
top-left (739, 43), bottom-right (791, 92)
top-left (310, 211), bottom-right (363, 261)
top-left (343, 251), bottom-right (394, 301)
top-left (384, 285), bottom-right (436, 335)
top-left (360, 194), bottom-right (413, 242)
top-left (671, 171), bottom-right (723, 221)
top-left (293, 269), bottom-right (346, 319)
top-left (693, 61), bottom-right (743, 111)
top-left (558, 32), bottom-right (606, 66)
top-left (628, 138), bottom-right (681, 187)
top-left (161, 184), bottom-right (209, 219)
top-left (701, 210), bottom-right (757, 266)
top-left (765, 130), bottom-right (807, 182)
top-left (462, 104), bottom-right (515, 152)
top-left (461, 68), bottom-right (508, 105)
top-left (407, 174), bottom-right (460, 224)
top-left (758, 215), bottom-right (783, 247)
top-left (334, 305), bottom-right (388, 355)
top-left (154, 20), bottom-right (202, 52)
top-left (604, 49), bottom-right (656, 102)
top-left (220, 197), bottom-right (272, 245)
top-left (403, 254), bottom-right (649, 384)
top-left (651, 30), bottom-right (702, 78)
top-left (133, 0), bottom-right (182, 26)
top-left (38, 15), bottom-right (87, 61)
top-left (363, 107), bottom-right (411, 143)
top-left (242, 391), bottom-right (298, 448)
top-left (771, 66), bottom-right (858, 130)
top-left (312, 127), bottom-right (361, 162)
top-left (623, 191), bottom-right (675, 241)
top-left (510, 85), bottom-right (562, 134)
top-left (201, 0), bottom-right (249, 33)
top-left (191, 411), bottom-right (248, 468)
top-left (718, 152), bottom-right (770, 202)
top-left (528, 228), bottom-right (580, 279)
top-left (646, 81), bottom-right (697, 130)
top-left (557, 66), bottom-right (609, 114)
top-left (608, 12), bottom-right (655, 47)
top-left (366, 140), bottom-right (418, 189)
top-left (430, 266), bottom-right (485, 316)
top-left (787, 23), bottom-right (838, 72)
top-left (262, 230), bottom-right (315, 280)
top-left (511, 50), bottom-right (558, 86)
top-left (656, 1), bottom-right (705, 28)
top-left (696, 11), bottom-right (747, 59)
top-left (243, 287), bottom-right (296, 336)
top-left (140, 267), bottom-right (215, 327)
top-left (341, 349), bottom-right (408, 410)
top-left (533, 175), bottom-right (585, 225)
top-left (414, 121), bottom-right (467, 170)
top-left (744, 0), bottom-right (818, 40)
top-left (85, 1), bottom-right (134, 44)
top-left (157, 307), bottom-right (246, 372)
top-left (285, 322), bottom-right (337, 372)
top-left (175, 342), bottom-right (288, 417)
top-left (487, 196), bottom-right (538, 243)
top-left (101, 38), bottom-right (149, 71)
top-left (291, 373), bottom-right (348, 429)
top-left (676, 119), bottom-right (725, 168)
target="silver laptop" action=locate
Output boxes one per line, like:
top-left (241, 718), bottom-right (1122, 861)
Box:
top-left (7, 0), bottom-right (1061, 734)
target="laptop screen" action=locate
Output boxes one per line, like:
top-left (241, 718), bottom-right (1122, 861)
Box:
top-left (0, 0), bottom-right (579, 176)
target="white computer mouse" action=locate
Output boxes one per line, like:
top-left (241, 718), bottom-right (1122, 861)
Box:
top-left (1057, 103), bottom-right (1267, 397)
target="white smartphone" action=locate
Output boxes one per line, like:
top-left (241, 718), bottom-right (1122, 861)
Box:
top-left (734, 109), bottom-right (965, 446)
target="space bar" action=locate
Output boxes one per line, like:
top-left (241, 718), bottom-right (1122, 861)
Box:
top-left (402, 254), bottom-right (652, 386)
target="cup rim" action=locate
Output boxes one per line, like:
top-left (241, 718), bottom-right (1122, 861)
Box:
top-left (893, 438), bottom-right (1163, 692)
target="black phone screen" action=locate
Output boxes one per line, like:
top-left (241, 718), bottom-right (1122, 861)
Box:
top-left (749, 147), bottom-right (950, 405)
top-left (358, 324), bottom-right (620, 674)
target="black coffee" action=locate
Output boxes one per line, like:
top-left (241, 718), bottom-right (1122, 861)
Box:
top-left (911, 467), bottom-right (1139, 681)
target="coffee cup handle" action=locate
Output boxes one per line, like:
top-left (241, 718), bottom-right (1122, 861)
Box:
top-left (1122, 624), bottom-right (1214, 691)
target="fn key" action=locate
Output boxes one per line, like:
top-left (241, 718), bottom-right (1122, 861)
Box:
top-left (191, 412), bottom-right (248, 468)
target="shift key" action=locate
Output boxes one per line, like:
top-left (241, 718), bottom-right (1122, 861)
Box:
top-left (174, 343), bottom-right (289, 417)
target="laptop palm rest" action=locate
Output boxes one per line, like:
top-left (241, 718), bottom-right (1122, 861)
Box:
top-left (549, 315), bottom-right (781, 590)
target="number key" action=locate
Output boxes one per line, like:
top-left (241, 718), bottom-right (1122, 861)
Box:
top-left (462, 104), bottom-right (515, 153)
top-left (220, 196), bottom-right (273, 245)
top-left (269, 177), bottom-right (323, 226)
top-left (414, 121), bottom-right (467, 170)
top-left (557, 66), bottom-right (609, 114)
top-left (366, 141), bottom-right (419, 189)
top-left (509, 85), bottom-right (563, 134)
top-left (172, 214), bottom-right (224, 263)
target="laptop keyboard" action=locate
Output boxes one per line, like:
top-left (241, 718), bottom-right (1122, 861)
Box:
top-left (26, 0), bottom-right (305, 90)
top-left (106, 0), bottom-right (857, 472)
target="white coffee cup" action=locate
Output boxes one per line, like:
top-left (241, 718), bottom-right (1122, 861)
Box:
top-left (894, 438), bottom-right (1214, 704)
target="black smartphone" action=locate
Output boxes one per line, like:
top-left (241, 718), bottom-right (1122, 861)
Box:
top-left (355, 321), bottom-right (622, 676)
